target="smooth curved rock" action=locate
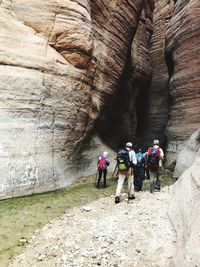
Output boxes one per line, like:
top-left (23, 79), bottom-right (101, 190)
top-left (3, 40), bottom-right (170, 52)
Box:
top-left (173, 129), bottom-right (200, 178)
top-left (169, 148), bottom-right (200, 266)
top-left (0, 0), bottom-right (145, 198)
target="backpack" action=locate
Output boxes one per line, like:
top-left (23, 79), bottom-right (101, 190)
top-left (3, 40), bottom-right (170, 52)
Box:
top-left (136, 152), bottom-right (145, 166)
top-left (117, 149), bottom-right (130, 171)
top-left (148, 147), bottom-right (160, 170)
top-left (98, 156), bottom-right (107, 170)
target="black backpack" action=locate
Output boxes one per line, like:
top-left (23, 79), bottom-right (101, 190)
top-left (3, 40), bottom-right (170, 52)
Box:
top-left (117, 149), bottom-right (130, 171)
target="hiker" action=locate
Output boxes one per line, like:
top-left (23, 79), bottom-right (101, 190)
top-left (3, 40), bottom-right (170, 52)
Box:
top-left (144, 151), bottom-right (150, 180)
top-left (147, 139), bottom-right (164, 193)
top-left (96, 151), bottom-right (110, 188)
top-left (134, 148), bottom-right (146, 192)
top-left (115, 142), bottom-right (137, 204)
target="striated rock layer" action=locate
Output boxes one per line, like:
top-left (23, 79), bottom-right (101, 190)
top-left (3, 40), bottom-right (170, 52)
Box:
top-left (165, 0), bottom-right (200, 166)
top-left (139, 0), bottom-right (174, 147)
top-left (0, 0), bottom-right (145, 199)
top-left (96, 0), bottom-right (154, 150)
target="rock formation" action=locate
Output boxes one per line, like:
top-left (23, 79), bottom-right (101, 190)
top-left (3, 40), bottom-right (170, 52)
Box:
top-left (0, 0), bottom-right (147, 198)
top-left (169, 148), bottom-right (200, 266)
top-left (173, 128), bottom-right (200, 178)
top-left (139, 0), bottom-right (174, 146)
top-left (165, 0), bottom-right (200, 166)
top-left (0, 0), bottom-right (200, 199)
top-left (96, 0), bottom-right (154, 149)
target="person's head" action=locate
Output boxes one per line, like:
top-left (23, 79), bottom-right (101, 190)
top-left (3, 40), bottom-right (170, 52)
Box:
top-left (153, 139), bottom-right (159, 145)
top-left (125, 142), bottom-right (133, 150)
top-left (103, 151), bottom-right (108, 157)
top-left (138, 148), bottom-right (142, 153)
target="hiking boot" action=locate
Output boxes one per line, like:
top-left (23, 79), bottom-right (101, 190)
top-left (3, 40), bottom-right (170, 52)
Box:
top-left (128, 194), bottom-right (135, 200)
top-left (115, 196), bottom-right (120, 204)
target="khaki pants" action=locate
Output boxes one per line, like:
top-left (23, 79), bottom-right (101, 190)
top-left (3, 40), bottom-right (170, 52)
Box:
top-left (116, 169), bottom-right (134, 197)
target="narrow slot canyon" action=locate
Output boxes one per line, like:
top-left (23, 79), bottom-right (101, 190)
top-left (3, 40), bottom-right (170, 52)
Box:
top-left (0, 0), bottom-right (200, 266)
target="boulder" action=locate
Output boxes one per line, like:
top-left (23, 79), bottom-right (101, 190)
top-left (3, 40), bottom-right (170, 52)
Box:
top-left (173, 129), bottom-right (200, 178)
top-left (169, 148), bottom-right (200, 266)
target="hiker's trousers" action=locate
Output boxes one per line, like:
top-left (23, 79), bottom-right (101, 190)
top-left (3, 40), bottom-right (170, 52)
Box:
top-left (116, 169), bottom-right (134, 197)
top-left (149, 169), bottom-right (160, 192)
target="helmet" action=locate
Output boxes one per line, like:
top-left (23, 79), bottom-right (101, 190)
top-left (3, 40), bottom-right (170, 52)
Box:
top-left (103, 151), bottom-right (108, 157)
top-left (125, 142), bottom-right (132, 148)
top-left (153, 139), bottom-right (159, 145)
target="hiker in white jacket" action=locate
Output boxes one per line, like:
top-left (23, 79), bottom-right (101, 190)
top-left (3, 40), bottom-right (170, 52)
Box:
top-left (115, 142), bottom-right (137, 204)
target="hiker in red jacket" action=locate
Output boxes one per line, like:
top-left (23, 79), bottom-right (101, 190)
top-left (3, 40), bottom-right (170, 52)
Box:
top-left (96, 151), bottom-right (110, 188)
top-left (147, 140), bottom-right (164, 193)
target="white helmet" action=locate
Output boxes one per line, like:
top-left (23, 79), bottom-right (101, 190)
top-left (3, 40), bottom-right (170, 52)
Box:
top-left (103, 151), bottom-right (108, 157)
top-left (125, 142), bottom-right (132, 148)
top-left (153, 139), bottom-right (159, 145)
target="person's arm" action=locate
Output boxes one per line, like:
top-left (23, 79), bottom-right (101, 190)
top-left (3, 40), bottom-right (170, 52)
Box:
top-left (106, 159), bottom-right (110, 166)
top-left (159, 148), bottom-right (164, 161)
top-left (131, 151), bottom-right (137, 165)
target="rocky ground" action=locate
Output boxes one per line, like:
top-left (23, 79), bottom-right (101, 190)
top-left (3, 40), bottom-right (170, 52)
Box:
top-left (10, 187), bottom-right (177, 267)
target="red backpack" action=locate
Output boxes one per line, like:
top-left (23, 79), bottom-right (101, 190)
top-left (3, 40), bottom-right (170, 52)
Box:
top-left (98, 156), bottom-right (107, 170)
top-left (148, 147), bottom-right (160, 169)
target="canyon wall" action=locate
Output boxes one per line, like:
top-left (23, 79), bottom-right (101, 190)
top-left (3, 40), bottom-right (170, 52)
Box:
top-left (96, 0), bottom-right (154, 150)
top-left (0, 0), bottom-right (146, 199)
top-left (0, 0), bottom-right (200, 199)
top-left (139, 0), bottom-right (174, 147)
top-left (165, 0), bottom-right (200, 167)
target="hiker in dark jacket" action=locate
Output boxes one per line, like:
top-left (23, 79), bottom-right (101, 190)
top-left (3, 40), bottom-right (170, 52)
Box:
top-left (147, 140), bottom-right (164, 193)
top-left (96, 151), bottom-right (110, 188)
top-left (134, 149), bottom-right (146, 191)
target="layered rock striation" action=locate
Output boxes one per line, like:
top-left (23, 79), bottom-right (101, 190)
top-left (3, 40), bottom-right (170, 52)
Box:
top-left (0, 0), bottom-right (145, 198)
top-left (139, 0), bottom-right (174, 147)
top-left (96, 0), bottom-right (154, 149)
top-left (165, 0), bottom-right (200, 165)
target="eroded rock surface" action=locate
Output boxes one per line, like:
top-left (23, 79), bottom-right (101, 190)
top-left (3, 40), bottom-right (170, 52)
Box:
top-left (0, 0), bottom-right (145, 198)
top-left (169, 148), bottom-right (200, 266)
top-left (140, 0), bottom-right (174, 146)
top-left (173, 128), bottom-right (200, 178)
top-left (165, 0), bottom-right (200, 162)
top-left (10, 189), bottom-right (176, 267)
top-left (96, 0), bottom-right (154, 149)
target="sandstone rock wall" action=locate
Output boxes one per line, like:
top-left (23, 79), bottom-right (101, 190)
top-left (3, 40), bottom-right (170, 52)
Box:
top-left (169, 148), bottom-right (200, 266)
top-left (165, 0), bottom-right (200, 166)
top-left (0, 0), bottom-right (145, 199)
top-left (139, 0), bottom-right (174, 147)
top-left (96, 0), bottom-right (154, 150)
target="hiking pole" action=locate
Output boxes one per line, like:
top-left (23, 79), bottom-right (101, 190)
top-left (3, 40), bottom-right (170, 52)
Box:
top-left (127, 181), bottom-right (132, 204)
top-left (94, 169), bottom-right (98, 188)
top-left (111, 163), bottom-right (118, 179)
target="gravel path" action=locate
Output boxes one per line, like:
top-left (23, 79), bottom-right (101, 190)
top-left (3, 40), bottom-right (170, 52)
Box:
top-left (10, 187), bottom-right (177, 267)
